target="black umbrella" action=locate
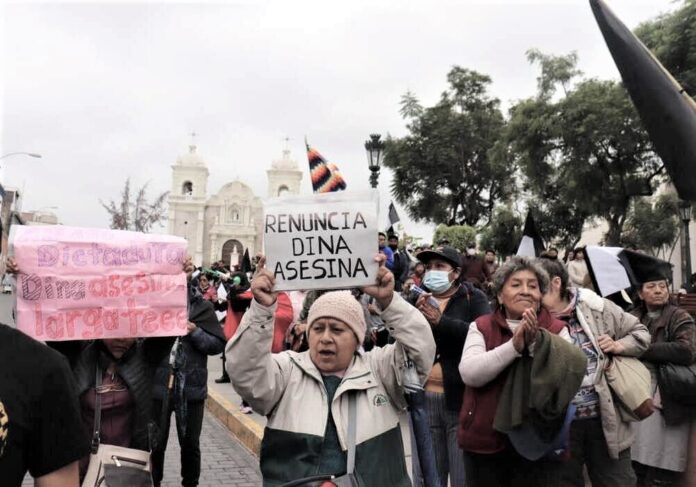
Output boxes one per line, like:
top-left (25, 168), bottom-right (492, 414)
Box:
top-left (590, 0), bottom-right (696, 201)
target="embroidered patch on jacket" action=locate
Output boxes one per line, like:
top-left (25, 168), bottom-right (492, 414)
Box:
top-left (373, 394), bottom-right (389, 407)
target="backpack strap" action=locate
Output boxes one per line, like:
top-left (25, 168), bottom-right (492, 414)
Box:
top-left (346, 393), bottom-right (357, 475)
top-left (91, 364), bottom-right (102, 453)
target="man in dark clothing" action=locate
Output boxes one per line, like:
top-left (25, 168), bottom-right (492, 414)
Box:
top-left (461, 242), bottom-right (491, 290)
top-left (388, 233), bottom-right (411, 292)
top-left (410, 245), bottom-right (491, 486)
top-left (0, 324), bottom-right (89, 487)
top-left (151, 286), bottom-right (227, 487)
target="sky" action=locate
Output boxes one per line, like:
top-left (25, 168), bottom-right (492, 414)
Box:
top-left (0, 0), bottom-right (677, 243)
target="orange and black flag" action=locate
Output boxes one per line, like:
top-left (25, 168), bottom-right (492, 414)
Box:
top-left (306, 139), bottom-right (347, 193)
top-left (591, 0), bottom-right (696, 201)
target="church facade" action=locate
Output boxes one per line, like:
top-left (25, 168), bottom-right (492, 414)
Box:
top-left (167, 143), bottom-right (303, 267)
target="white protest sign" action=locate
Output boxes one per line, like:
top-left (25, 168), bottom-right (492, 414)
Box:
top-left (264, 190), bottom-right (379, 291)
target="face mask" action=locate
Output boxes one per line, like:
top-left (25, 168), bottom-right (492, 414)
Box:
top-left (424, 270), bottom-right (453, 294)
top-left (466, 248), bottom-right (476, 256)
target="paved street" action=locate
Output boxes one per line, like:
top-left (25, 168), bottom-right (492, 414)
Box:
top-left (21, 402), bottom-right (261, 486)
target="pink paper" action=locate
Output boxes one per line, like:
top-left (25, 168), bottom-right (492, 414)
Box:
top-left (12, 226), bottom-right (188, 341)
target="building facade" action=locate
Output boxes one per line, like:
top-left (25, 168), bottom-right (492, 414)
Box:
top-left (168, 144), bottom-right (303, 267)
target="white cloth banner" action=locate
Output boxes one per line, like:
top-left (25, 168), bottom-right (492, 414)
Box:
top-left (264, 191), bottom-right (379, 291)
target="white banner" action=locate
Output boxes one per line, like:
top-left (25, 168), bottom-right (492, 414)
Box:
top-left (264, 191), bottom-right (379, 291)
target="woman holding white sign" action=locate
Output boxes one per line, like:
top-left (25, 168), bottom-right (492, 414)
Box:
top-left (227, 254), bottom-right (435, 486)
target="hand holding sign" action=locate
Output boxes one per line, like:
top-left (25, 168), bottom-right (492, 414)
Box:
top-left (360, 254), bottom-right (394, 310)
top-left (251, 255), bottom-right (278, 307)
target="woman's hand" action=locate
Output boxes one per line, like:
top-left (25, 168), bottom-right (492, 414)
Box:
top-left (6, 258), bottom-right (19, 274)
top-left (512, 322), bottom-right (527, 353)
top-left (521, 308), bottom-right (539, 345)
top-left (598, 334), bottom-right (625, 355)
top-left (416, 293), bottom-right (442, 326)
top-left (186, 321), bottom-right (197, 334)
top-left (250, 255), bottom-right (278, 307)
top-left (183, 256), bottom-right (195, 280)
top-left (361, 254), bottom-right (394, 309)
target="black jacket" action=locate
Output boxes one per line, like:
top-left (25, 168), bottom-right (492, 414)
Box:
top-left (152, 298), bottom-right (226, 402)
top-left (411, 282), bottom-right (491, 411)
top-left (51, 337), bottom-right (175, 451)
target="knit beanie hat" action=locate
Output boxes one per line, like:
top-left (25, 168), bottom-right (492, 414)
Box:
top-left (307, 291), bottom-right (367, 345)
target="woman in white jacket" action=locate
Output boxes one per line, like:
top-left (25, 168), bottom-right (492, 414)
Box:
top-left (538, 258), bottom-right (650, 487)
top-left (226, 255), bottom-right (435, 487)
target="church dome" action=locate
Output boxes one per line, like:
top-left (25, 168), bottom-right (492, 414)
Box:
top-left (176, 144), bottom-right (206, 167)
top-left (271, 149), bottom-right (298, 170)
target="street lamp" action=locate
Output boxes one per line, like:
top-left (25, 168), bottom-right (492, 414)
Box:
top-left (0, 152), bottom-right (42, 163)
top-left (365, 134), bottom-right (385, 189)
top-left (679, 201), bottom-right (692, 285)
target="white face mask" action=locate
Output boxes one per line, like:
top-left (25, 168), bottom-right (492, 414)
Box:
top-left (466, 248), bottom-right (476, 256)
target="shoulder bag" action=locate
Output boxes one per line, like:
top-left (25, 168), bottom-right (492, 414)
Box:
top-left (657, 325), bottom-right (696, 406)
top-left (605, 355), bottom-right (654, 421)
top-left (82, 365), bottom-right (153, 487)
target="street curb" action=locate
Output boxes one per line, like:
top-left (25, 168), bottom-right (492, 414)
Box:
top-left (206, 388), bottom-right (263, 457)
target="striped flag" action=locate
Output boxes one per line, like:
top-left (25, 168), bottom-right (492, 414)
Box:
top-left (306, 141), bottom-right (347, 193)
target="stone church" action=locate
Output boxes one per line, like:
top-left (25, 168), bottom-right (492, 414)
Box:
top-left (167, 143), bottom-right (303, 267)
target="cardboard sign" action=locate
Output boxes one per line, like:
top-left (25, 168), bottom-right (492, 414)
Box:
top-left (11, 226), bottom-right (188, 341)
top-left (264, 191), bottom-right (379, 291)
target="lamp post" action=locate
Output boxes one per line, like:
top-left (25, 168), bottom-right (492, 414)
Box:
top-left (365, 134), bottom-right (385, 189)
top-left (680, 201), bottom-right (692, 285)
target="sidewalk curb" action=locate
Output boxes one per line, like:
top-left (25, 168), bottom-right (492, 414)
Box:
top-left (206, 387), bottom-right (264, 457)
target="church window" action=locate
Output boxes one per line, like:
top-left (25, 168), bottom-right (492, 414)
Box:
top-left (182, 181), bottom-right (193, 196)
top-left (227, 204), bottom-right (241, 223)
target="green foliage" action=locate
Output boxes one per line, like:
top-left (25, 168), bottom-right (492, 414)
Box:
top-left (526, 49), bottom-right (582, 97)
top-left (432, 224), bottom-right (477, 251)
top-left (101, 178), bottom-right (169, 233)
top-left (635, 0), bottom-right (696, 98)
top-left (385, 67), bottom-right (515, 226)
top-left (507, 51), bottom-right (662, 246)
top-left (478, 206), bottom-right (522, 257)
top-left (622, 193), bottom-right (680, 259)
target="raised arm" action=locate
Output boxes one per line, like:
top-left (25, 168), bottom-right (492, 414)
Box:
top-left (226, 257), bottom-right (289, 415)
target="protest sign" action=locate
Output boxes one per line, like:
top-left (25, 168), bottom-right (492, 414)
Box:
top-left (264, 190), bottom-right (379, 291)
top-left (11, 225), bottom-right (188, 341)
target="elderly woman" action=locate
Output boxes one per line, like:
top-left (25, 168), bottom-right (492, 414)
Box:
top-left (226, 256), bottom-right (435, 486)
top-left (457, 256), bottom-right (572, 487)
top-left (629, 257), bottom-right (696, 487)
top-left (537, 258), bottom-right (650, 487)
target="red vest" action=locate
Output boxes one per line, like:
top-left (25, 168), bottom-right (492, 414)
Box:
top-left (457, 308), bottom-right (566, 454)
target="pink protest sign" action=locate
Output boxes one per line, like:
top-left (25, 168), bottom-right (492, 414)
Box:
top-left (12, 225), bottom-right (188, 341)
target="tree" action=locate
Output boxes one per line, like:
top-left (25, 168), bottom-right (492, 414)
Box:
top-left (635, 0), bottom-right (696, 98)
top-left (101, 178), bottom-right (169, 232)
top-left (432, 224), bottom-right (477, 251)
top-left (478, 206), bottom-right (522, 257)
top-left (384, 67), bottom-right (515, 226)
top-left (621, 192), bottom-right (680, 260)
top-left (507, 51), bottom-right (663, 246)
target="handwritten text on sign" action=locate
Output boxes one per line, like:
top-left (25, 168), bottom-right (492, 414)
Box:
top-left (264, 191), bottom-right (378, 291)
top-left (12, 226), bottom-right (188, 341)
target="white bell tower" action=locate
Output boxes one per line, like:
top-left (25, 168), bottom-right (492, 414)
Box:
top-left (267, 142), bottom-right (303, 197)
top-left (168, 136), bottom-right (209, 264)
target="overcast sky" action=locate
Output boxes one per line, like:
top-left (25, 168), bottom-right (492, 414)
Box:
top-left (0, 0), bottom-right (676, 243)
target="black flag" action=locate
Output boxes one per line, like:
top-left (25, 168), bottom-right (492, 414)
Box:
top-left (516, 211), bottom-right (545, 257)
top-left (590, 0), bottom-right (696, 201)
top-left (241, 248), bottom-right (252, 274)
top-left (388, 202), bottom-right (401, 226)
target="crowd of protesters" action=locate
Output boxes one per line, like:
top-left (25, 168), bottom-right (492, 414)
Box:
top-left (3, 232), bottom-right (696, 487)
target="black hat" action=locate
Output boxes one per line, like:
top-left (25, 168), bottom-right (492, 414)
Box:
top-left (619, 250), bottom-right (672, 286)
top-left (417, 246), bottom-right (461, 269)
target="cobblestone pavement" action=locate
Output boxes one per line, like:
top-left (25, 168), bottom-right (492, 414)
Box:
top-left (22, 411), bottom-right (261, 487)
